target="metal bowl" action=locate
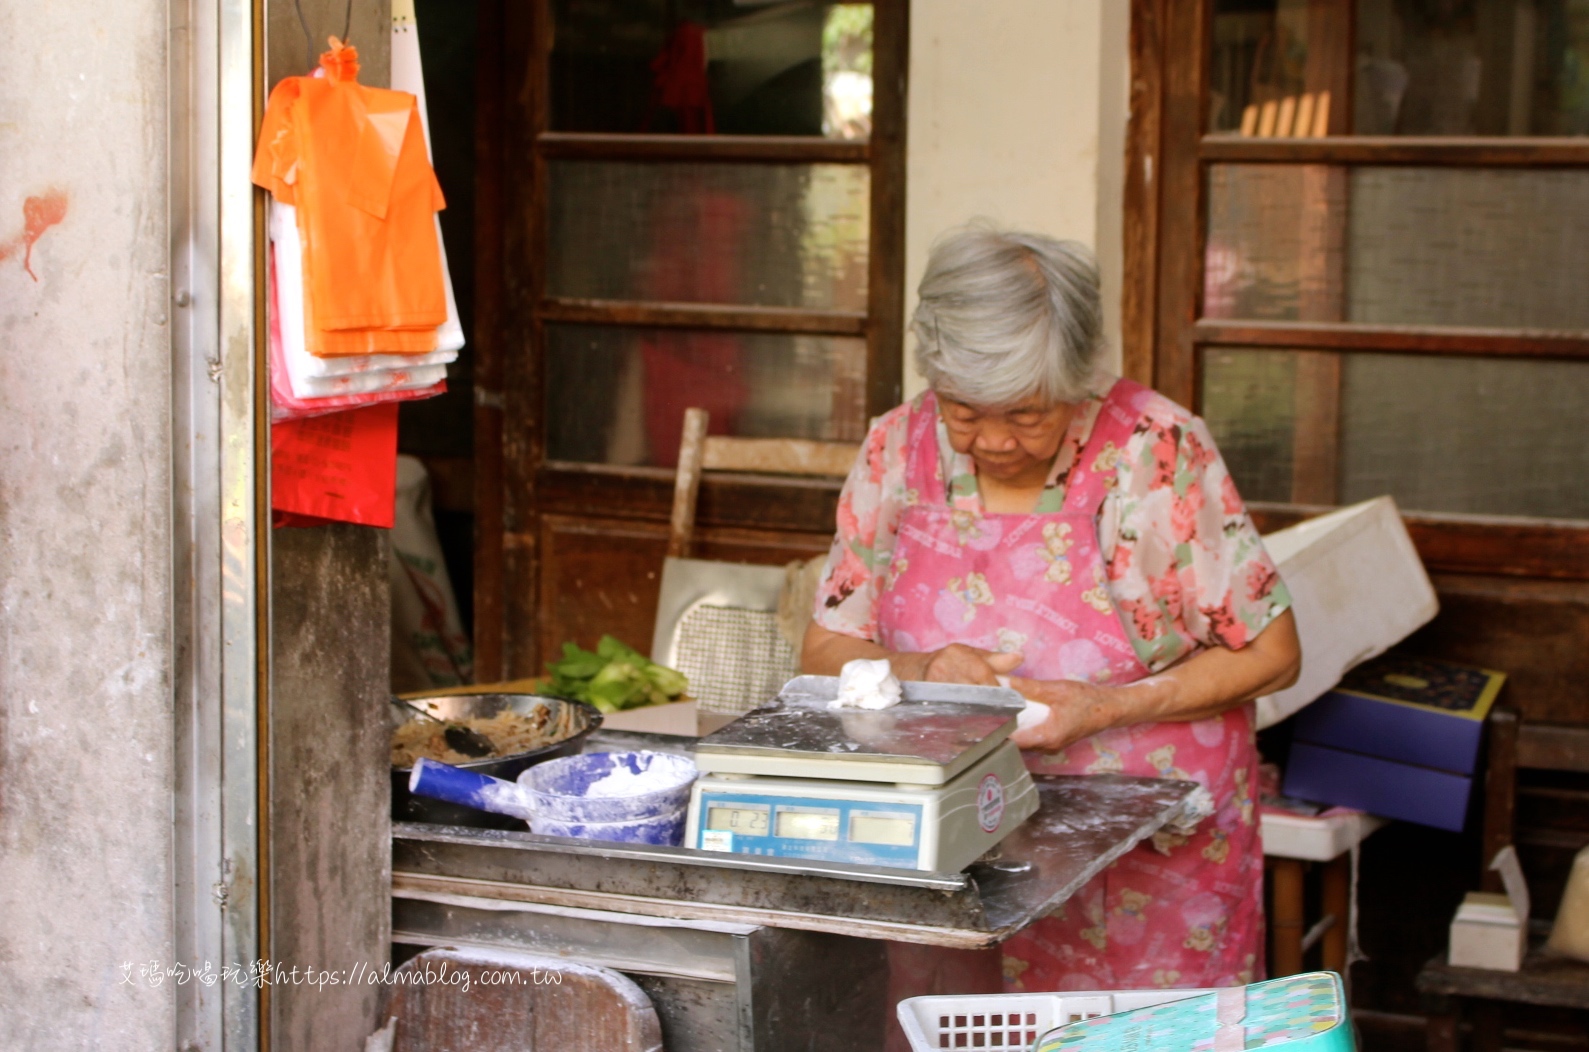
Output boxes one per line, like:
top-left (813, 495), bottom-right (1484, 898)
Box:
top-left (390, 693), bottom-right (602, 829)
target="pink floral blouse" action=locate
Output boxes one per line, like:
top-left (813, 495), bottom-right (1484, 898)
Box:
top-left (813, 386), bottom-right (1292, 672)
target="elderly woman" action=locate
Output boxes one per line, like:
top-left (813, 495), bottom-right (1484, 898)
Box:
top-left (803, 227), bottom-right (1301, 1006)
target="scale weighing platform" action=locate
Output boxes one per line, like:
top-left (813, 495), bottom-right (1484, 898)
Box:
top-left (685, 676), bottom-right (1040, 873)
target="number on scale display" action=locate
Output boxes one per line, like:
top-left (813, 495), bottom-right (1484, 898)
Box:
top-left (775, 809), bottom-right (841, 841)
top-left (705, 805), bottom-right (770, 836)
top-left (849, 812), bottom-right (916, 846)
top-left (704, 799), bottom-right (919, 848)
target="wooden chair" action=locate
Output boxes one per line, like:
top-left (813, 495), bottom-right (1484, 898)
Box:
top-left (650, 407), bottom-right (859, 721)
top-left (1418, 707), bottom-right (1589, 1051)
top-left (386, 947), bottom-right (663, 1051)
top-left (666, 406), bottom-right (860, 559)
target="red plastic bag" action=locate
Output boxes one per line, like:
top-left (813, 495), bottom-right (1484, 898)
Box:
top-left (271, 403), bottom-right (399, 528)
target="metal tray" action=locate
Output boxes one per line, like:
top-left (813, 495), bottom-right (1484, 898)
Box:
top-left (393, 774), bottom-right (1197, 948)
top-left (693, 675), bottom-right (1025, 784)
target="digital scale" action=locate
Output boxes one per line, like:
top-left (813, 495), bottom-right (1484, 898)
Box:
top-left (685, 676), bottom-right (1040, 873)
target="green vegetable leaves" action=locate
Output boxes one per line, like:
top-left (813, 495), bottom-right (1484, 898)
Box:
top-left (546, 635), bottom-right (689, 714)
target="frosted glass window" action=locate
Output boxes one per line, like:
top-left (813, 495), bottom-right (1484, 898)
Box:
top-left (1205, 165), bottom-right (1347, 322)
top-left (550, 0), bottom-right (873, 138)
top-left (1206, 165), bottom-right (1589, 330)
top-left (1347, 168), bottom-right (1589, 329)
top-left (1336, 353), bottom-right (1589, 518)
top-left (545, 324), bottom-right (867, 467)
top-left (1202, 348), bottom-right (1589, 520)
top-left (1199, 349), bottom-right (1300, 504)
top-left (1210, 0), bottom-right (1589, 137)
top-left (548, 161), bottom-right (870, 312)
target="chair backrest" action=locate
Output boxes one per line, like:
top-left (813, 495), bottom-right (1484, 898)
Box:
top-left (668, 406), bottom-right (860, 557)
top-left (1481, 707), bottom-right (1589, 894)
top-left (650, 556), bottom-right (802, 716)
top-left (654, 408), bottom-right (858, 715)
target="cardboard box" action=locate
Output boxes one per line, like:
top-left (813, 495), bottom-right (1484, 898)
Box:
top-left (1284, 741), bottom-right (1474, 832)
top-left (1449, 847), bottom-right (1530, 971)
top-left (1282, 653), bottom-right (1504, 832)
top-left (1450, 893), bottom-right (1526, 971)
top-left (1293, 654), bottom-right (1504, 775)
top-left (596, 699), bottom-right (699, 736)
top-left (1256, 497), bottom-right (1440, 729)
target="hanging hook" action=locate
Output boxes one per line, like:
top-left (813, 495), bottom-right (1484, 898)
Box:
top-left (293, 0), bottom-right (315, 71)
top-left (291, 0), bottom-right (357, 73)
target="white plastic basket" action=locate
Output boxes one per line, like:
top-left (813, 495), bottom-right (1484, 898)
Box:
top-left (897, 987), bottom-right (1212, 1052)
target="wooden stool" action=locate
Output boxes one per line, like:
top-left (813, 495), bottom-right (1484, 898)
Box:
top-left (1263, 807), bottom-right (1383, 976)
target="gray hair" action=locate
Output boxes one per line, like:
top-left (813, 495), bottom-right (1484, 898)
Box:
top-left (911, 225), bottom-right (1107, 407)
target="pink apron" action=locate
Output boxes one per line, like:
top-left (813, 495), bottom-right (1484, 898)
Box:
top-left (877, 381), bottom-right (1263, 1049)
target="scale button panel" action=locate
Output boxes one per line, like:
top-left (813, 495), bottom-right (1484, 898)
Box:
top-left (696, 792), bottom-right (923, 867)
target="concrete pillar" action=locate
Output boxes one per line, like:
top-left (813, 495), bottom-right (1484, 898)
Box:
top-left (903, 0), bottom-right (1131, 391)
top-left (0, 0), bottom-right (175, 1045)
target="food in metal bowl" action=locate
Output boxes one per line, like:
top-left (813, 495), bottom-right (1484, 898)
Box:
top-left (390, 693), bottom-right (603, 829)
top-left (390, 703), bottom-right (582, 767)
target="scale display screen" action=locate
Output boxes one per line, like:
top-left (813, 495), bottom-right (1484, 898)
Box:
top-left (705, 804), bottom-right (770, 836)
top-left (775, 808), bottom-right (841, 841)
top-left (849, 811), bottom-right (917, 846)
top-left (694, 788), bottom-right (926, 866)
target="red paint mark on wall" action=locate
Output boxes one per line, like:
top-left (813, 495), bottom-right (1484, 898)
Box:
top-left (21, 192), bottom-right (68, 280)
top-left (0, 190), bottom-right (68, 281)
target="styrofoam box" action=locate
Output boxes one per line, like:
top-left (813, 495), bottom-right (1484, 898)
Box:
top-left (1255, 497), bottom-right (1439, 730)
top-left (897, 988), bottom-right (1211, 1052)
top-left (1261, 808), bottom-right (1384, 862)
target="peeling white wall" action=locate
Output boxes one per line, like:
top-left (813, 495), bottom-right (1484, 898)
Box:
top-left (905, 0), bottom-right (1131, 395)
top-left (0, 0), bottom-right (174, 1046)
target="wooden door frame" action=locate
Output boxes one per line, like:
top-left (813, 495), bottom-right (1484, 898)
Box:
top-left (1121, 0), bottom-right (1166, 390)
top-left (471, 0), bottom-right (911, 680)
top-left (1123, 0), bottom-right (1589, 582)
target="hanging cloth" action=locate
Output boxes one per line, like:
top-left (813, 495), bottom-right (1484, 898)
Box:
top-left (253, 39), bottom-right (448, 344)
top-left (647, 22), bottom-right (715, 134)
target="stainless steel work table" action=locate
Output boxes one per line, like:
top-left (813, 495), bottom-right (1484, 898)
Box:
top-left (391, 730), bottom-right (1196, 1051)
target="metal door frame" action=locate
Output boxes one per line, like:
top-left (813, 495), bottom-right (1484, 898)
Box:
top-left (171, 0), bottom-right (267, 1045)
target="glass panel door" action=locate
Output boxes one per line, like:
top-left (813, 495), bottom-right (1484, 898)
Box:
top-left (1211, 0), bottom-right (1589, 137)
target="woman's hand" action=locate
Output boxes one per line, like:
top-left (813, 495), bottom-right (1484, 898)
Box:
top-left (1005, 609), bottom-right (1302, 752)
top-left (893, 643), bottom-right (1024, 686)
top-left (1007, 677), bottom-right (1113, 753)
top-left (802, 622), bottom-right (1022, 685)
